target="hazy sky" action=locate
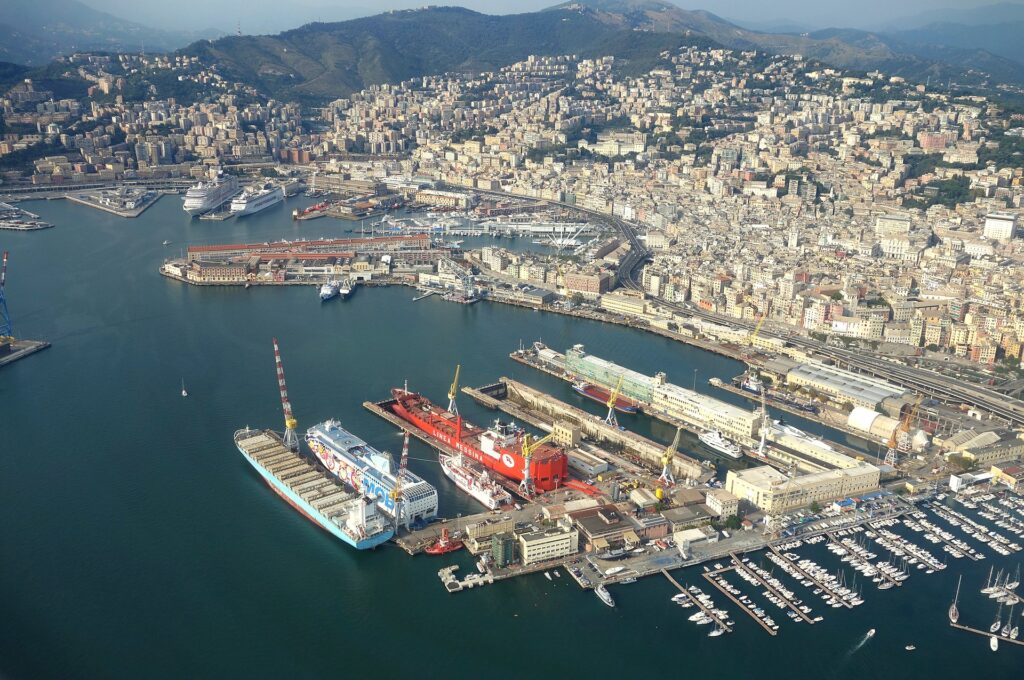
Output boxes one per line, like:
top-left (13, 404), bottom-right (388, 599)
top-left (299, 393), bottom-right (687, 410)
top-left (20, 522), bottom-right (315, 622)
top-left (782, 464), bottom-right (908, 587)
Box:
top-left (83, 0), bottom-right (1020, 34)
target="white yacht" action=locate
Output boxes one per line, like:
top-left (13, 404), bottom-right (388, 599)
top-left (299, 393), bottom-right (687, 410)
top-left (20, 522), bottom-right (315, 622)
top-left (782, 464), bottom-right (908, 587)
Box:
top-left (699, 430), bottom-right (743, 459)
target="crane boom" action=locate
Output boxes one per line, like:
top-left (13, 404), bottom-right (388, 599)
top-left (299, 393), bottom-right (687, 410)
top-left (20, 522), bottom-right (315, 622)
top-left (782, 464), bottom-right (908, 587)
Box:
top-left (389, 432), bottom-right (411, 529)
top-left (658, 426), bottom-right (682, 485)
top-left (272, 338), bottom-right (299, 452)
top-left (448, 364), bottom-right (461, 415)
top-left (605, 375), bottom-right (625, 428)
top-left (519, 431), bottom-right (555, 495)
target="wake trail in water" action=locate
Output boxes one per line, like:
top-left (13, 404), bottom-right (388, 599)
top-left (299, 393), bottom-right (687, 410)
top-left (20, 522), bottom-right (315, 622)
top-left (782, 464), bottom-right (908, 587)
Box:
top-left (847, 630), bottom-right (875, 656)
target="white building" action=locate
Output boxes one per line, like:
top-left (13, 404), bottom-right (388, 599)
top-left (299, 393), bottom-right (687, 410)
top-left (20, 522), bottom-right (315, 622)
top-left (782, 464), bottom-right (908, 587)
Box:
top-left (518, 524), bottom-right (579, 565)
top-left (983, 213), bottom-right (1017, 241)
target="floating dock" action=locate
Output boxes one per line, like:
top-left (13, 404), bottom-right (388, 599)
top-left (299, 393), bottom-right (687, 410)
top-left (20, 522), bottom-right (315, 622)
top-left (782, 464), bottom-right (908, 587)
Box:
top-left (0, 339), bottom-right (51, 368)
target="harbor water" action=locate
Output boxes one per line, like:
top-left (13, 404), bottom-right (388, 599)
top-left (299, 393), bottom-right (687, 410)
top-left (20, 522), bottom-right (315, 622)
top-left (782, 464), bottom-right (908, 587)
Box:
top-left (0, 195), bottom-right (1019, 678)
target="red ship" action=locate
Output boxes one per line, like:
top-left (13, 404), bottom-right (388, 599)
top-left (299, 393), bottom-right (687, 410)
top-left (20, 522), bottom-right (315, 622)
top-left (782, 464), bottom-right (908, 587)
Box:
top-left (424, 527), bottom-right (463, 555)
top-left (572, 381), bottom-right (639, 414)
top-left (387, 388), bottom-right (568, 493)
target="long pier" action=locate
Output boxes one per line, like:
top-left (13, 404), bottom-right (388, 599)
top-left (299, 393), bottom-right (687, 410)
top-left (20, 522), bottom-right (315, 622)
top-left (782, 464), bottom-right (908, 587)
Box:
top-left (950, 622), bottom-right (1024, 647)
top-left (768, 546), bottom-right (856, 609)
top-left (701, 567), bottom-right (777, 635)
top-left (730, 552), bottom-right (815, 623)
top-left (910, 519), bottom-right (983, 562)
top-left (661, 569), bottom-right (733, 634)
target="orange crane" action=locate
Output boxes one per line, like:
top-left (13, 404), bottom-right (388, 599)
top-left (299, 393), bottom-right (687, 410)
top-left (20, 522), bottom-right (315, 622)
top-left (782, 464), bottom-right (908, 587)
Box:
top-left (884, 396), bottom-right (922, 467)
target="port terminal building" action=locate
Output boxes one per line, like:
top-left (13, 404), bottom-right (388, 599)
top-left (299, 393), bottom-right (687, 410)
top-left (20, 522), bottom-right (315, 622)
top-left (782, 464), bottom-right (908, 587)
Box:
top-left (725, 461), bottom-right (880, 515)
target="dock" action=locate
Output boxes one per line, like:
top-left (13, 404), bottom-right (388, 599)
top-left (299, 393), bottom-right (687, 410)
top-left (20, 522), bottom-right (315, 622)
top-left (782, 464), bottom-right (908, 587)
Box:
top-left (701, 569), bottom-right (777, 636)
top-left (0, 339), bottom-right (51, 368)
top-left (65, 190), bottom-right (163, 218)
top-left (767, 546), bottom-right (855, 609)
top-left (662, 569), bottom-right (733, 634)
top-left (729, 552), bottom-right (815, 623)
top-left (950, 622), bottom-right (1024, 647)
top-left (825, 532), bottom-right (902, 588)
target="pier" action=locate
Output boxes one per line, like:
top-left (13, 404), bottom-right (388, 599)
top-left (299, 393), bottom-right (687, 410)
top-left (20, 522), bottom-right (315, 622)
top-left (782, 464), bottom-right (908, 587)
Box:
top-left (768, 546), bottom-right (856, 609)
top-left (661, 569), bottom-right (733, 634)
top-left (950, 622), bottom-right (1024, 648)
top-left (825, 532), bottom-right (902, 588)
top-left (729, 552), bottom-right (815, 623)
top-left (700, 568), bottom-right (776, 635)
top-left (0, 339), bottom-right (51, 368)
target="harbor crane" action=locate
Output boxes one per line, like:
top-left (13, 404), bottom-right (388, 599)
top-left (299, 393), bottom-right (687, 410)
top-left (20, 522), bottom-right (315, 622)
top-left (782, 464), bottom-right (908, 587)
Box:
top-left (272, 338), bottom-right (299, 452)
top-left (520, 431), bottom-right (554, 496)
top-left (884, 396), bottom-right (922, 468)
top-left (448, 364), bottom-right (461, 415)
top-left (0, 251), bottom-right (13, 341)
top-left (605, 375), bottom-right (625, 429)
top-left (658, 427), bottom-right (682, 486)
top-left (389, 432), bottom-right (411, 530)
top-left (747, 301), bottom-right (772, 348)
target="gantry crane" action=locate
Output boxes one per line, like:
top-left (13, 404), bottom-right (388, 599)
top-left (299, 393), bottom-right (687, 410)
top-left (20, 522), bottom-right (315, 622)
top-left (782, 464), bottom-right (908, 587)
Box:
top-left (605, 375), bottom-right (625, 428)
top-left (448, 364), bottom-right (461, 415)
top-left (519, 431), bottom-right (554, 495)
top-left (658, 426), bottom-right (682, 486)
top-left (272, 338), bottom-right (299, 452)
top-left (389, 431), bottom-right (411, 530)
top-left (0, 251), bottom-right (13, 341)
top-left (884, 396), bottom-right (922, 468)
top-left (748, 300), bottom-right (772, 347)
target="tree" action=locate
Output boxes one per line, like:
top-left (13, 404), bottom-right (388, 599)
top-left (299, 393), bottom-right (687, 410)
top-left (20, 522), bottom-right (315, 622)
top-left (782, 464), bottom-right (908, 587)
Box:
top-left (926, 344), bottom-right (939, 352)
top-left (723, 514), bottom-right (742, 530)
top-left (570, 292), bottom-right (584, 306)
top-left (810, 501), bottom-right (821, 513)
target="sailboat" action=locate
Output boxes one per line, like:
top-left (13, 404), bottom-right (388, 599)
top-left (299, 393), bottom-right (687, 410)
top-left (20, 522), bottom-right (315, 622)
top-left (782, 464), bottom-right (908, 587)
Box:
top-left (949, 575), bottom-right (962, 624)
top-left (181, 378), bottom-right (188, 398)
top-left (990, 603), bottom-right (1003, 634)
top-left (1007, 565), bottom-right (1020, 591)
top-left (981, 566), bottom-right (996, 594)
top-left (1001, 605), bottom-right (1014, 637)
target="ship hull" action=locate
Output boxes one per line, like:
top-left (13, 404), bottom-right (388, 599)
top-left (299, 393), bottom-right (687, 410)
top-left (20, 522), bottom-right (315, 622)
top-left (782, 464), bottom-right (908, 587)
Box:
top-left (237, 443), bottom-right (392, 550)
top-left (572, 382), bottom-right (639, 414)
top-left (388, 390), bottom-right (567, 492)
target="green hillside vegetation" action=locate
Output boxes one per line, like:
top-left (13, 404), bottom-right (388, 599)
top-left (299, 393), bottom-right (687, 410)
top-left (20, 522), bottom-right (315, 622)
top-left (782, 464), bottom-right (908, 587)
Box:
top-left (182, 7), bottom-right (713, 104)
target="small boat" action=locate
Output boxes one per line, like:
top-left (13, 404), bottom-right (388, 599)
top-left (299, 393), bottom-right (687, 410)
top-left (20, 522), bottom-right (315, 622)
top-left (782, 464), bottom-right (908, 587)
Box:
top-left (544, 571), bottom-right (553, 581)
top-left (554, 570), bottom-right (561, 578)
top-left (990, 604), bottom-right (1003, 633)
top-left (424, 527), bottom-right (463, 555)
top-left (708, 625), bottom-right (725, 637)
top-left (866, 628), bottom-right (875, 638)
top-left (180, 378), bottom-right (188, 398)
top-left (162, 240), bottom-right (171, 246)
top-left (990, 635), bottom-right (999, 652)
top-left (905, 645), bottom-right (916, 651)
top-left (949, 575), bottom-right (961, 624)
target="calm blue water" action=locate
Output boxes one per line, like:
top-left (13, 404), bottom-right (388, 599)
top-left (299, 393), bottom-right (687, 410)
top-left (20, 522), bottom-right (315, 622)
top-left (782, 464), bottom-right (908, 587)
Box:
top-left (0, 195), bottom-right (1018, 678)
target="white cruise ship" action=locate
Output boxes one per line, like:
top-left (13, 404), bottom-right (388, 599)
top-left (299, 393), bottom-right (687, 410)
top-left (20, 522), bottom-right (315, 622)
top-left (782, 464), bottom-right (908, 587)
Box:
top-left (182, 172), bottom-right (239, 215)
top-left (230, 183), bottom-right (285, 216)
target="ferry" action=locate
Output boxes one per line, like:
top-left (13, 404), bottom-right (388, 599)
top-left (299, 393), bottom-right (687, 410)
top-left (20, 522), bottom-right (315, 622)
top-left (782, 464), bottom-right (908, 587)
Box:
top-left (182, 172), bottom-right (239, 215)
top-left (306, 420), bottom-right (438, 530)
top-left (234, 428), bottom-right (393, 550)
top-left (699, 430), bottom-right (743, 459)
top-left (438, 451), bottom-right (512, 509)
top-left (572, 381), bottom-right (639, 414)
top-left (230, 183), bottom-right (285, 216)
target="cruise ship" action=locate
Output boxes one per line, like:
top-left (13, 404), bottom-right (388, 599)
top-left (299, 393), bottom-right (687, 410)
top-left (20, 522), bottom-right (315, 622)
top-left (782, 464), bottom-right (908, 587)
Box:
top-left (230, 183), bottom-right (285, 216)
top-left (306, 420), bottom-right (438, 530)
top-left (234, 427), bottom-right (393, 549)
top-left (182, 172), bottom-right (239, 215)
top-left (438, 451), bottom-right (512, 509)
top-left (699, 430), bottom-right (743, 459)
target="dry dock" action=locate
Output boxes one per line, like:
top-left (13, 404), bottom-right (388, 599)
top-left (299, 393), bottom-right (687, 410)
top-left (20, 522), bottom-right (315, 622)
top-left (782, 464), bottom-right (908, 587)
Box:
top-left (464, 378), bottom-right (706, 482)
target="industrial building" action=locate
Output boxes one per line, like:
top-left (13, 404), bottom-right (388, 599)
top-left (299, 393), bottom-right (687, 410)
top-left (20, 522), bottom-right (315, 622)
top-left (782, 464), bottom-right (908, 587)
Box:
top-left (784, 362), bottom-right (908, 410)
top-left (518, 523), bottom-right (579, 565)
top-left (725, 462), bottom-right (880, 515)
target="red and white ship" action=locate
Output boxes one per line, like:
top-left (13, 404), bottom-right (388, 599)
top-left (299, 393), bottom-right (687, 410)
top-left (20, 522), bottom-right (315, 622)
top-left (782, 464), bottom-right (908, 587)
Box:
top-left (387, 388), bottom-right (568, 493)
top-left (439, 451), bottom-right (512, 510)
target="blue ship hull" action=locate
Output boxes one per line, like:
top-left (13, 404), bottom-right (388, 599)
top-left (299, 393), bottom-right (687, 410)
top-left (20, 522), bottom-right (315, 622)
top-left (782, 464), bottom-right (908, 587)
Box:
top-left (238, 445), bottom-right (393, 550)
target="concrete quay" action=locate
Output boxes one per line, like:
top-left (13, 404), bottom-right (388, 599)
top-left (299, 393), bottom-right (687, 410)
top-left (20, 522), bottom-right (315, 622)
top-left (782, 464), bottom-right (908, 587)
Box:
top-left (65, 190), bottom-right (164, 218)
top-left (0, 339), bottom-right (51, 368)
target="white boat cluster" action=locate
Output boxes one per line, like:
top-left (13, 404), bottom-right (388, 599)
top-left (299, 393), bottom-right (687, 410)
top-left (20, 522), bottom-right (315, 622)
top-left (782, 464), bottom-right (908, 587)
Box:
top-left (766, 550), bottom-right (863, 609)
top-left (929, 502), bottom-right (1022, 556)
top-left (736, 556), bottom-right (816, 624)
top-left (832, 535), bottom-right (910, 589)
top-left (671, 585), bottom-right (730, 637)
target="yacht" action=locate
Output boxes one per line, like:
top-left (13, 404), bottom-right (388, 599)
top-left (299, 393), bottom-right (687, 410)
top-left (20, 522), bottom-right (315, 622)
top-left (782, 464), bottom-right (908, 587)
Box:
top-left (698, 430), bottom-right (743, 459)
top-left (595, 584), bottom-right (615, 608)
top-left (180, 378), bottom-right (188, 398)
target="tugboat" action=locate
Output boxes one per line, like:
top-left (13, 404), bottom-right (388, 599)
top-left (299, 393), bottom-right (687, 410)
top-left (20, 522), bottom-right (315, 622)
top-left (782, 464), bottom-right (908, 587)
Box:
top-left (425, 527), bottom-right (463, 555)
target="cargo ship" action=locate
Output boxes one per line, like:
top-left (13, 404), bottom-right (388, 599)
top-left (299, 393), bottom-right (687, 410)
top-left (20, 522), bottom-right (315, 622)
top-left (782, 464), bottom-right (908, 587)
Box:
top-left (439, 451), bottom-right (512, 509)
top-left (234, 427), bottom-right (393, 549)
top-left (572, 381), bottom-right (639, 414)
top-left (387, 388), bottom-right (568, 492)
top-left (306, 420), bottom-right (438, 530)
